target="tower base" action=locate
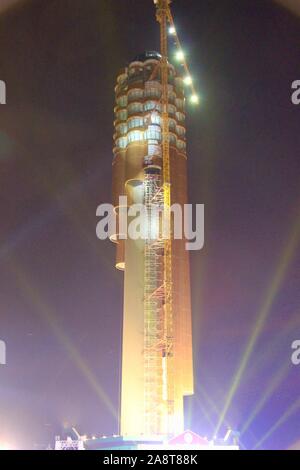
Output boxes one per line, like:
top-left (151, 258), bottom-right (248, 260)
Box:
top-left (84, 430), bottom-right (239, 450)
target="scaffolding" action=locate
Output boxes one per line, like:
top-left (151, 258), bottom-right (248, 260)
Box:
top-left (142, 0), bottom-right (175, 437)
top-left (143, 167), bottom-right (165, 435)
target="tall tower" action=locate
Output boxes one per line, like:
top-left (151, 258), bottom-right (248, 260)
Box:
top-left (112, 5), bottom-right (193, 437)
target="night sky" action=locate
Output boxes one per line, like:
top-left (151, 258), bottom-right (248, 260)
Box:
top-left (0, 0), bottom-right (299, 450)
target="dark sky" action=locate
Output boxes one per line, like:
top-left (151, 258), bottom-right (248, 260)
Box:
top-left (0, 0), bottom-right (299, 450)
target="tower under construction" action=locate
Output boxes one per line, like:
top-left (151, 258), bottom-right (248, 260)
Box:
top-left (111, 0), bottom-right (194, 438)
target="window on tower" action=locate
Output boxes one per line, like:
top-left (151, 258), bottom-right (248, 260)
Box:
top-left (127, 130), bottom-right (144, 143)
top-left (177, 125), bottom-right (185, 138)
top-left (128, 102), bottom-right (143, 115)
top-left (128, 88), bottom-right (144, 102)
top-left (176, 98), bottom-right (185, 111)
top-left (177, 140), bottom-right (186, 151)
top-left (169, 118), bottom-right (176, 132)
top-left (116, 123), bottom-right (127, 135)
top-left (116, 109), bottom-right (127, 121)
top-left (144, 87), bottom-right (161, 99)
top-left (150, 113), bottom-right (160, 125)
top-left (144, 101), bottom-right (161, 112)
top-left (117, 95), bottom-right (127, 107)
top-left (116, 137), bottom-right (127, 149)
top-left (168, 104), bottom-right (176, 116)
top-left (176, 111), bottom-right (185, 123)
top-left (128, 117), bottom-right (144, 130)
top-left (145, 125), bottom-right (161, 141)
top-left (169, 133), bottom-right (177, 145)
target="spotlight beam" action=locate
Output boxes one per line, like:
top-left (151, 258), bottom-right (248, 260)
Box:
top-left (215, 213), bottom-right (300, 435)
top-left (240, 362), bottom-right (291, 436)
top-left (194, 395), bottom-right (215, 430)
top-left (253, 396), bottom-right (300, 449)
top-left (244, 313), bottom-right (300, 385)
top-left (9, 258), bottom-right (118, 421)
top-left (199, 385), bottom-right (247, 450)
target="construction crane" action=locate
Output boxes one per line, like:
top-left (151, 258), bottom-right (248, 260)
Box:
top-left (144, 0), bottom-right (198, 436)
top-left (153, 0), bottom-right (174, 436)
top-left (139, 0), bottom-right (199, 437)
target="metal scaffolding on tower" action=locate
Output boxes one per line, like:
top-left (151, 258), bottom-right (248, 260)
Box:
top-left (142, 0), bottom-right (175, 436)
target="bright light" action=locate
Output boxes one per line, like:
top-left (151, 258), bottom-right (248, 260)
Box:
top-left (169, 26), bottom-right (176, 35)
top-left (190, 94), bottom-right (199, 104)
top-left (175, 50), bottom-right (185, 62)
top-left (0, 442), bottom-right (13, 450)
top-left (183, 76), bottom-right (193, 86)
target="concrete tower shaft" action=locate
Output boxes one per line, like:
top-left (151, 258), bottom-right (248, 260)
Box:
top-left (112, 52), bottom-right (193, 437)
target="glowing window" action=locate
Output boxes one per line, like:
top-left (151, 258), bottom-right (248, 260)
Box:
top-left (169, 118), bottom-right (176, 131)
top-left (127, 130), bottom-right (144, 143)
top-left (128, 117), bottom-right (144, 129)
top-left (128, 102), bottom-right (143, 115)
top-left (176, 111), bottom-right (185, 123)
top-left (116, 123), bottom-right (127, 135)
top-left (116, 137), bottom-right (127, 149)
top-left (117, 109), bottom-right (127, 121)
top-left (144, 101), bottom-right (155, 111)
top-left (145, 87), bottom-right (161, 99)
top-left (144, 101), bottom-right (161, 112)
top-left (177, 125), bottom-right (185, 137)
top-left (117, 95), bottom-right (127, 107)
top-left (128, 88), bottom-right (143, 101)
top-left (176, 98), bottom-right (185, 111)
top-left (177, 140), bottom-right (186, 151)
top-left (145, 125), bottom-right (161, 141)
top-left (150, 113), bottom-right (161, 125)
top-left (148, 144), bottom-right (161, 157)
top-left (168, 104), bottom-right (176, 115)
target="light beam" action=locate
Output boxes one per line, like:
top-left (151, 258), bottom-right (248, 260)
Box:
top-left (215, 212), bottom-right (300, 435)
top-left (253, 396), bottom-right (300, 449)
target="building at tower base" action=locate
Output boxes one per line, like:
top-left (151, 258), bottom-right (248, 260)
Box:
top-left (84, 431), bottom-right (239, 450)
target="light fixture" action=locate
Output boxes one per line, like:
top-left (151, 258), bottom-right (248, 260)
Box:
top-left (169, 26), bottom-right (176, 35)
top-left (175, 50), bottom-right (184, 62)
top-left (190, 94), bottom-right (199, 104)
top-left (183, 75), bottom-right (193, 86)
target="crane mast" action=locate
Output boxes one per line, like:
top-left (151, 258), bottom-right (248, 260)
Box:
top-left (154, 0), bottom-right (175, 435)
top-left (142, 0), bottom-right (197, 437)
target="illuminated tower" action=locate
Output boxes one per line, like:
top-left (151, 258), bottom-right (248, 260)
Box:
top-left (111, 46), bottom-right (194, 437)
